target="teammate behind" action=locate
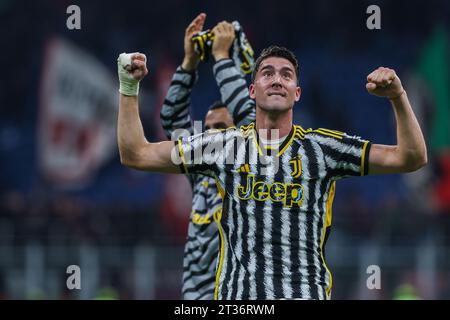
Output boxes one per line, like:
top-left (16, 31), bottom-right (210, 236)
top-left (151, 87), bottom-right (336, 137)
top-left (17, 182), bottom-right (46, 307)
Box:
top-left (158, 13), bottom-right (255, 299)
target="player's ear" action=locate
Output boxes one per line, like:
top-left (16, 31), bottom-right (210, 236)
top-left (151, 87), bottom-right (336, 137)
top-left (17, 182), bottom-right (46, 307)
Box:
top-left (249, 83), bottom-right (256, 99)
top-left (295, 86), bottom-right (301, 102)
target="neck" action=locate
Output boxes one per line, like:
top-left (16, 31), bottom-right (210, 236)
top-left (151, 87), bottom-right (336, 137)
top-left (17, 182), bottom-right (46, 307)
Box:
top-left (255, 108), bottom-right (293, 139)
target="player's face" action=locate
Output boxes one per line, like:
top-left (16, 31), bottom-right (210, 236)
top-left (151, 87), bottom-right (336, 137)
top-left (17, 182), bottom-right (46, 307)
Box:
top-left (204, 107), bottom-right (234, 131)
top-left (250, 57), bottom-right (301, 113)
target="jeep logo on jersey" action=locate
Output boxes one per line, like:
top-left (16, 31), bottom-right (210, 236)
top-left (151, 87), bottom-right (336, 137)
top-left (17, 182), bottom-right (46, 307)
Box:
top-left (236, 174), bottom-right (304, 207)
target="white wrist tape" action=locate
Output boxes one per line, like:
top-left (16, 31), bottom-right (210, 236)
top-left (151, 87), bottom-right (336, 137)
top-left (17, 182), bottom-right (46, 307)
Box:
top-left (117, 52), bottom-right (140, 96)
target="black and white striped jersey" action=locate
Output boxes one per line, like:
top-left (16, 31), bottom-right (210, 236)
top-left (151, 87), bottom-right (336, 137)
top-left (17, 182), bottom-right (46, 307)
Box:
top-left (213, 59), bottom-right (255, 128)
top-left (177, 123), bottom-right (371, 300)
top-left (159, 59), bottom-right (255, 300)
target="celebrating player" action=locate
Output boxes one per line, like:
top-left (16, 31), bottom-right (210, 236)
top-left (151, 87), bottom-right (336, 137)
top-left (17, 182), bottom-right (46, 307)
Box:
top-left (117, 45), bottom-right (427, 299)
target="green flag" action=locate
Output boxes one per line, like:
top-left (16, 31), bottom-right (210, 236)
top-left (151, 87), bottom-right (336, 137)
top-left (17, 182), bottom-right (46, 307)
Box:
top-left (416, 25), bottom-right (450, 152)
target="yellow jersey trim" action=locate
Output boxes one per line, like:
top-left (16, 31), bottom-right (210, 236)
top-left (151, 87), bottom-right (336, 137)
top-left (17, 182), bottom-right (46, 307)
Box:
top-left (277, 126), bottom-right (297, 157)
top-left (177, 139), bottom-right (189, 174)
top-left (361, 140), bottom-right (369, 176)
top-left (251, 128), bottom-right (264, 156)
top-left (213, 179), bottom-right (225, 300)
top-left (321, 181), bottom-right (335, 299)
top-left (318, 128), bottom-right (345, 136)
top-left (214, 178), bottom-right (225, 199)
top-left (213, 210), bottom-right (225, 300)
top-left (314, 129), bottom-right (343, 140)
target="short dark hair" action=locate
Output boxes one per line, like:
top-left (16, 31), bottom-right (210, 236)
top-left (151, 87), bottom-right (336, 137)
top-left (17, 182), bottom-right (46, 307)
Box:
top-left (251, 46), bottom-right (299, 83)
top-left (209, 100), bottom-right (227, 111)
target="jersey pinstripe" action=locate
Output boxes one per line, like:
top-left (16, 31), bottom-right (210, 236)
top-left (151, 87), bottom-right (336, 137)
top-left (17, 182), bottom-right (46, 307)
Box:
top-left (178, 123), bottom-right (371, 299)
top-left (159, 59), bottom-right (255, 299)
top-left (212, 59), bottom-right (255, 128)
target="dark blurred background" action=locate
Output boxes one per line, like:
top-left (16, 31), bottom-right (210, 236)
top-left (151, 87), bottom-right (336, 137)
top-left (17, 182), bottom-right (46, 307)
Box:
top-left (0, 0), bottom-right (449, 299)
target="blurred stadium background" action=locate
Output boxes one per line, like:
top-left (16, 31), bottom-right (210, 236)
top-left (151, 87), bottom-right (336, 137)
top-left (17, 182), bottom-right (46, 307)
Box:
top-left (1, 0), bottom-right (449, 299)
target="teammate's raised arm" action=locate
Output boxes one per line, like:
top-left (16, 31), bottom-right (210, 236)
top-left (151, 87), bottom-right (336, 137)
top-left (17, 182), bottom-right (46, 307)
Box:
top-left (366, 67), bottom-right (428, 174)
top-left (211, 21), bottom-right (256, 127)
top-left (160, 13), bottom-right (206, 139)
top-left (117, 52), bottom-right (182, 173)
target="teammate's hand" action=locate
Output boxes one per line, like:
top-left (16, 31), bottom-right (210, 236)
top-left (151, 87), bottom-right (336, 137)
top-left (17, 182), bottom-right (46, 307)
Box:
top-left (366, 67), bottom-right (405, 100)
top-left (117, 52), bottom-right (148, 96)
top-left (182, 13), bottom-right (206, 71)
top-left (211, 21), bottom-right (235, 61)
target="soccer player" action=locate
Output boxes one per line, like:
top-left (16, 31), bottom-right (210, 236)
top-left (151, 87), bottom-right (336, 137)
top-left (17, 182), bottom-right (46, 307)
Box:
top-left (117, 46), bottom-right (427, 299)
top-left (158, 13), bottom-right (255, 299)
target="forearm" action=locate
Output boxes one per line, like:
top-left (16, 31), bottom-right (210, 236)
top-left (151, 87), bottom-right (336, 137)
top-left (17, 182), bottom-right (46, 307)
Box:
top-left (160, 66), bottom-right (196, 138)
top-left (118, 94), bottom-right (149, 165)
top-left (213, 59), bottom-right (255, 127)
top-left (116, 52), bottom-right (183, 173)
top-left (390, 91), bottom-right (427, 169)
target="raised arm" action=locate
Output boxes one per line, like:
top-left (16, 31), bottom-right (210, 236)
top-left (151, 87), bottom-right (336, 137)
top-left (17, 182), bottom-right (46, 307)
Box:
top-left (160, 13), bottom-right (206, 138)
top-left (211, 21), bottom-right (256, 127)
top-left (366, 67), bottom-right (427, 174)
top-left (117, 53), bottom-right (182, 173)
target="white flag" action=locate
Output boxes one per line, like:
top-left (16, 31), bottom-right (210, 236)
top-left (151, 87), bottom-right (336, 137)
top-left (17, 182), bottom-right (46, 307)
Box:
top-left (38, 37), bottom-right (118, 189)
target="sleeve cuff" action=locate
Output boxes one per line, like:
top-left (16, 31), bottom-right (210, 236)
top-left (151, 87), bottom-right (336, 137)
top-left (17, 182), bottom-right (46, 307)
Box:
top-left (361, 141), bottom-right (371, 176)
top-left (214, 58), bottom-right (233, 65)
top-left (178, 65), bottom-right (197, 75)
top-left (176, 139), bottom-right (189, 174)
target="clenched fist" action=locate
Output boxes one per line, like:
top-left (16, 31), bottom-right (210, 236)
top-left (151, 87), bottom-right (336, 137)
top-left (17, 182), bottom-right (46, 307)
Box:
top-left (366, 67), bottom-right (405, 100)
top-left (117, 52), bottom-right (148, 96)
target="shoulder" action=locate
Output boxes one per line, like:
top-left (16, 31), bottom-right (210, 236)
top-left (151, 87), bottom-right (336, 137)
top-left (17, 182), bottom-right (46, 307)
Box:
top-left (300, 126), bottom-right (368, 150)
top-left (294, 125), bottom-right (348, 145)
top-left (204, 126), bottom-right (242, 142)
top-left (181, 125), bottom-right (245, 145)
top-left (303, 127), bottom-right (347, 141)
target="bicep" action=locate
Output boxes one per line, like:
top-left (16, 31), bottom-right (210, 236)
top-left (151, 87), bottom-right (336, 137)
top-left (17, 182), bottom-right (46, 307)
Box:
top-left (131, 140), bottom-right (183, 174)
top-left (368, 144), bottom-right (404, 175)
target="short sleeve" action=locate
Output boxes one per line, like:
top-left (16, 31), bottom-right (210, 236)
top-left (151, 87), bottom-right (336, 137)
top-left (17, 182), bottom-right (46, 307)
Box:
top-left (310, 128), bottom-right (371, 179)
top-left (177, 129), bottom-right (229, 178)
